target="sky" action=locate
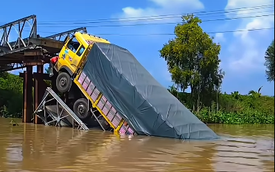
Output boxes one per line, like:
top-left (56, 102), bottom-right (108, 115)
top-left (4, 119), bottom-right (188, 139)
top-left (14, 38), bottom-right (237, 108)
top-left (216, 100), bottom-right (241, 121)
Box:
top-left (0, 0), bottom-right (274, 96)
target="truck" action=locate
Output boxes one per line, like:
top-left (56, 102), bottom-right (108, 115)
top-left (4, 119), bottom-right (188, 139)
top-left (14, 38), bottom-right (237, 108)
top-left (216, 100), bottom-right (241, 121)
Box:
top-left (49, 31), bottom-right (219, 140)
top-left (49, 32), bottom-right (134, 135)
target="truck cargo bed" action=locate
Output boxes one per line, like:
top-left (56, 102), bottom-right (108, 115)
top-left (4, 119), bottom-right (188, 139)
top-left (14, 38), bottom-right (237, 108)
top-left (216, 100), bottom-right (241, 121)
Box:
top-left (77, 43), bottom-right (219, 140)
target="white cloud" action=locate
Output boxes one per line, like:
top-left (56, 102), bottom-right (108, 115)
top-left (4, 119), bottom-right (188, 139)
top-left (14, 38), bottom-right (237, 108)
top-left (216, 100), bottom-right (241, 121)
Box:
top-left (224, 0), bottom-right (274, 74)
top-left (234, 17), bottom-right (274, 41)
top-left (225, 0), bottom-right (273, 18)
top-left (119, 0), bottom-right (204, 20)
top-left (228, 48), bottom-right (265, 72)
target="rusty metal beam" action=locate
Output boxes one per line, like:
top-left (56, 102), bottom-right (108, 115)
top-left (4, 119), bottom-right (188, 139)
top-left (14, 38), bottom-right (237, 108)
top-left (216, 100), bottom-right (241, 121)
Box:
top-left (0, 15), bottom-right (37, 56)
top-left (22, 66), bottom-right (33, 123)
top-left (34, 65), bottom-right (45, 124)
top-left (23, 61), bottom-right (45, 66)
top-left (23, 48), bottom-right (44, 56)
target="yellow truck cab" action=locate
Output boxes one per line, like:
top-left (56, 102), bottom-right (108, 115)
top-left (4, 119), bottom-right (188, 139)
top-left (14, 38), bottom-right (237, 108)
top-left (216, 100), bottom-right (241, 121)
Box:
top-left (49, 32), bottom-right (134, 135)
top-left (50, 32), bottom-right (110, 93)
top-left (53, 32), bottom-right (109, 83)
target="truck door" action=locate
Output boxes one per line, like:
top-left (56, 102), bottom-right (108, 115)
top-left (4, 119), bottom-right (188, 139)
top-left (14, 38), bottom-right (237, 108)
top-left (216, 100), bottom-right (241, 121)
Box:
top-left (65, 37), bottom-right (86, 73)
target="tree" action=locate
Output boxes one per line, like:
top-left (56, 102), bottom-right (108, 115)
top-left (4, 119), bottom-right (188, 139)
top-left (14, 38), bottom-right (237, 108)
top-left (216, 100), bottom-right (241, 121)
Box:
top-left (167, 84), bottom-right (179, 98)
top-left (264, 40), bottom-right (274, 82)
top-left (159, 14), bottom-right (224, 112)
top-left (0, 72), bottom-right (23, 117)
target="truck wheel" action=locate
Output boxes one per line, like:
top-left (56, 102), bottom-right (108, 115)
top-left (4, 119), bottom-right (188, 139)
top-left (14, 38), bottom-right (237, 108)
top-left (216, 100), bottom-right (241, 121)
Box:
top-left (73, 98), bottom-right (92, 121)
top-left (56, 72), bottom-right (72, 93)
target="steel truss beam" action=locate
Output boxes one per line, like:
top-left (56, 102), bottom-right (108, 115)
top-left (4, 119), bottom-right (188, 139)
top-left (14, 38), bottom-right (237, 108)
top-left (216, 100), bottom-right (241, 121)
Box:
top-left (0, 15), bottom-right (37, 54)
top-left (45, 27), bottom-right (87, 42)
top-left (33, 87), bottom-right (89, 130)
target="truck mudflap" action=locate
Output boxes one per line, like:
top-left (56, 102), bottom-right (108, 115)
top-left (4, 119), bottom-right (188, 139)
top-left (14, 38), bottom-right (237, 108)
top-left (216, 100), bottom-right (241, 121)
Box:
top-left (75, 70), bottom-right (135, 135)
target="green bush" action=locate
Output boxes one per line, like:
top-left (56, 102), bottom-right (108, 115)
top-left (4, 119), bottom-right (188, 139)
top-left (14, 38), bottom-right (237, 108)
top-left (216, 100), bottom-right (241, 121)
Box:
top-left (175, 90), bottom-right (274, 124)
top-left (195, 108), bottom-right (274, 124)
top-left (0, 72), bottom-right (23, 118)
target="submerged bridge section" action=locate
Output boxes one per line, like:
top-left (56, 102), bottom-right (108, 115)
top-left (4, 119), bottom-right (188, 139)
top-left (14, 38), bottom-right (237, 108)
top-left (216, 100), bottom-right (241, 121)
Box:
top-left (0, 15), bottom-right (87, 124)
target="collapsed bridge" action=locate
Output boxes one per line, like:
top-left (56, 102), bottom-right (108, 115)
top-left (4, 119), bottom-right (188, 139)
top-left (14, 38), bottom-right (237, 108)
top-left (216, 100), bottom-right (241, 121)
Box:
top-left (0, 15), bottom-right (87, 124)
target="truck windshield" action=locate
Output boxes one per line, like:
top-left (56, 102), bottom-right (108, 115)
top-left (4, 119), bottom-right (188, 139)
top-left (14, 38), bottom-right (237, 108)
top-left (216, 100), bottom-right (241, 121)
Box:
top-left (67, 37), bottom-right (80, 53)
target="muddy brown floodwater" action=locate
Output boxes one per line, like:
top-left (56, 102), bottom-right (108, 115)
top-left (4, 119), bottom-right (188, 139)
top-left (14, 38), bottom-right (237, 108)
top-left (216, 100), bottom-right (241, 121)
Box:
top-left (0, 118), bottom-right (273, 172)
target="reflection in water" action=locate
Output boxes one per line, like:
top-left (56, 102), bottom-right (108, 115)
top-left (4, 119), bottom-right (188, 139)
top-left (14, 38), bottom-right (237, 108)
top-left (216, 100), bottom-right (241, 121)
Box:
top-left (0, 118), bottom-right (273, 172)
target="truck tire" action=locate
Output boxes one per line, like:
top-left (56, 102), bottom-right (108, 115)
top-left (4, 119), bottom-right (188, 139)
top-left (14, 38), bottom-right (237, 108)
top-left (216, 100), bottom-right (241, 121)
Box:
top-left (56, 72), bottom-right (72, 93)
top-left (73, 98), bottom-right (92, 121)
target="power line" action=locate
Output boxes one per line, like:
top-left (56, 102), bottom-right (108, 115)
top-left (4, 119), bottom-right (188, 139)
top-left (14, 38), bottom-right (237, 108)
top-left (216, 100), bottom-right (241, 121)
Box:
top-left (0, 4), bottom-right (273, 27)
top-left (37, 13), bottom-right (274, 28)
top-left (39, 4), bottom-right (274, 24)
top-left (90, 27), bottom-right (274, 36)
top-left (19, 15), bottom-right (275, 36)
top-left (1, 4), bottom-right (273, 38)
top-left (41, 4), bottom-right (274, 23)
